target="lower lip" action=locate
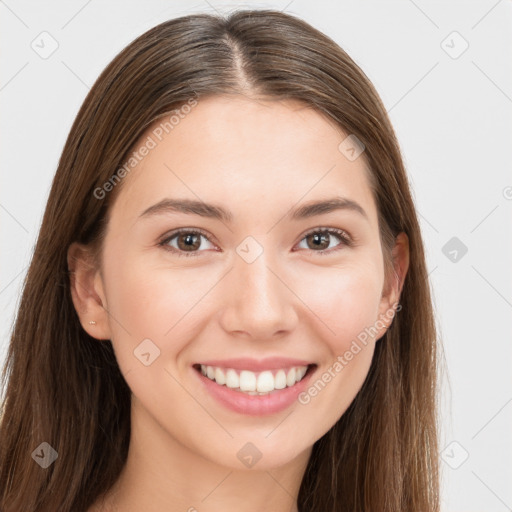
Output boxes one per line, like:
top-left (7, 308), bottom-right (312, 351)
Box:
top-left (193, 365), bottom-right (316, 416)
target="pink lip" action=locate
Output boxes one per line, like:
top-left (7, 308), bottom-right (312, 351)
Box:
top-left (192, 363), bottom-right (316, 416)
top-left (195, 357), bottom-right (313, 372)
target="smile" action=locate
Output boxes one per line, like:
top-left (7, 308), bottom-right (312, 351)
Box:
top-left (192, 358), bottom-right (317, 415)
top-left (198, 364), bottom-right (310, 395)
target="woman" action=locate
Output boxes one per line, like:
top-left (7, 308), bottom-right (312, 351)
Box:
top-left (0, 9), bottom-right (439, 511)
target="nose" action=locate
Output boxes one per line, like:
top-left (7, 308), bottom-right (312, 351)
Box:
top-left (218, 250), bottom-right (299, 340)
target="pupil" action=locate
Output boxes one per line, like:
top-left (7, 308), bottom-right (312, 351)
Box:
top-left (180, 233), bottom-right (199, 250)
top-left (312, 233), bottom-right (328, 248)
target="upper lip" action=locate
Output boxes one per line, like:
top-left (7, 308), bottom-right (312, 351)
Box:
top-left (195, 357), bottom-right (314, 372)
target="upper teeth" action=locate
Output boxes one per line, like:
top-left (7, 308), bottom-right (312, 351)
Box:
top-left (200, 365), bottom-right (308, 394)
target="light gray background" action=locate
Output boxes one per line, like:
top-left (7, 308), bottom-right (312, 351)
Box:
top-left (1, 1), bottom-right (511, 510)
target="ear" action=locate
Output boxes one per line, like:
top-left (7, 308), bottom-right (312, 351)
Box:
top-left (374, 231), bottom-right (410, 340)
top-left (67, 242), bottom-right (112, 340)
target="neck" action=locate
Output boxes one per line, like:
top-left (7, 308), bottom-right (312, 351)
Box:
top-left (95, 397), bottom-right (310, 512)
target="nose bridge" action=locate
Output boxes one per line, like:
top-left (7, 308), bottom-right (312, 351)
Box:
top-left (221, 244), bottom-right (297, 337)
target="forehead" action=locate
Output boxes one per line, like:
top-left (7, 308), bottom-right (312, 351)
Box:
top-left (109, 95), bottom-right (378, 227)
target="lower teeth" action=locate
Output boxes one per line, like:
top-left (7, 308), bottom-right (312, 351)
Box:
top-left (215, 382), bottom-right (289, 395)
top-left (238, 389), bottom-right (272, 395)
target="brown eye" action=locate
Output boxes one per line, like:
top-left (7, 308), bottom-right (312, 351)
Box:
top-left (176, 232), bottom-right (201, 251)
top-left (305, 232), bottom-right (330, 250)
top-left (160, 229), bottom-right (215, 257)
top-left (296, 228), bottom-right (352, 255)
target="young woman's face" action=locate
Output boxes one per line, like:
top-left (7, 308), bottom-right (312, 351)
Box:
top-left (92, 95), bottom-right (400, 470)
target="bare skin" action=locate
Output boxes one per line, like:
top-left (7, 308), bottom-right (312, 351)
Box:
top-left (69, 95), bottom-right (409, 512)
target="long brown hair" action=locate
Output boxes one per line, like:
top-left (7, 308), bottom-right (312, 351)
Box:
top-left (0, 10), bottom-right (439, 511)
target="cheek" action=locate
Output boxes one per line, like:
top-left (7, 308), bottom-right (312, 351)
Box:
top-left (292, 260), bottom-right (384, 353)
top-left (290, 263), bottom-right (384, 436)
top-left (101, 250), bottom-right (220, 365)
top-left (103, 242), bottom-right (383, 376)
top-left (100, 245), bottom-right (384, 457)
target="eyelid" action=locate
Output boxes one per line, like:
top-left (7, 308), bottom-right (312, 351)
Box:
top-left (293, 226), bottom-right (354, 256)
top-left (158, 226), bottom-right (354, 257)
top-left (158, 227), bottom-right (218, 257)
top-left (299, 226), bottom-right (353, 246)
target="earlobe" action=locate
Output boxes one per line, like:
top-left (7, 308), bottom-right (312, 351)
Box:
top-left (391, 232), bottom-right (409, 299)
top-left (375, 232), bottom-right (410, 340)
top-left (67, 242), bottom-right (111, 340)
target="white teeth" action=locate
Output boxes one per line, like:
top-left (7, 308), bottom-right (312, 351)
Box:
top-left (199, 364), bottom-right (310, 394)
top-left (239, 370), bottom-right (256, 391)
top-left (274, 369), bottom-right (287, 390)
top-left (225, 369), bottom-right (239, 389)
top-left (256, 371), bottom-right (274, 392)
top-left (214, 367), bottom-right (226, 385)
top-left (286, 368), bottom-right (296, 387)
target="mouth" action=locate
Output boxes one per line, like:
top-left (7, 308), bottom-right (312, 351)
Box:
top-left (192, 363), bottom-right (317, 396)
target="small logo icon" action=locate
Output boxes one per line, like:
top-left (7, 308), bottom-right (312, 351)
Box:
top-left (31, 442), bottom-right (58, 468)
top-left (442, 236), bottom-right (468, 263)
top-left (441, 31), bottom-right (469, 60)
top-left (441, 440), bottom-right (469, 469)
top-left (30, 31), bottom-right (59, 59)
top-left (237, 442), bottom-right (262, 468)
top-left (134, 338), bottom-right (161, 366)
top-left (236, 236), bottom-right (264, 264)
top-left (338, 134), bottom-right (365, 161)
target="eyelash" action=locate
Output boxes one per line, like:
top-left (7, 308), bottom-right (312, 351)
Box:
top-left (158, 227), bottom-right (354, 258)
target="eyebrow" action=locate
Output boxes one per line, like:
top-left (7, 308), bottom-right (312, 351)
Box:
top-left (138, 196), bottom-right (369, 223)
